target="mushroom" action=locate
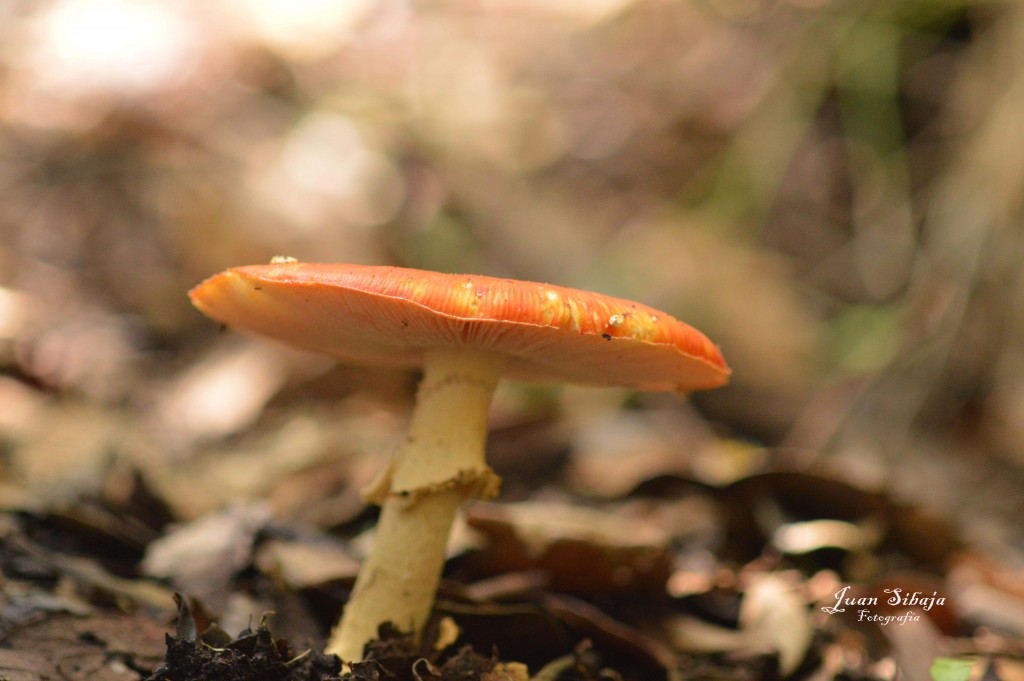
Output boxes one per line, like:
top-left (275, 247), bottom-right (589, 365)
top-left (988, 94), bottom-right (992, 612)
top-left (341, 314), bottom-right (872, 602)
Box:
top-left (189, 262), bottom-right (730, 661)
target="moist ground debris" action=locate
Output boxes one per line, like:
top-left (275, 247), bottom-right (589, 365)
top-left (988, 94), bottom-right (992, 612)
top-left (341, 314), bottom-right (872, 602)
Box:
top-left (144, 594), bottom-right (343, 681)
top-left (144, 603), bottom-right (516, 681)
top-left (342, 622), bottom-right (420, 681)
top-left (340, 623), bottom-right (503, 681)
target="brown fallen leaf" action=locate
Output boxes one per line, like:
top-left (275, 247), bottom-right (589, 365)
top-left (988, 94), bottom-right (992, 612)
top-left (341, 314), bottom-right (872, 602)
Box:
top-left (0, 611), bottom-right (168, 681)
top-left (150, 337), bottom-right (327, 447)
top-left (465, 501), bottom-right (672, 597)
top-left (254, 536), bottom-right (361, 589)
top-left (142, 503), bottom-right (270, 613)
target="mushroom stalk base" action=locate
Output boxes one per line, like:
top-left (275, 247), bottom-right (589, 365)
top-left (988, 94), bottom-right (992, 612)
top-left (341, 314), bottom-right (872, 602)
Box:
top-left (326, 348), bottom-right (502, 661)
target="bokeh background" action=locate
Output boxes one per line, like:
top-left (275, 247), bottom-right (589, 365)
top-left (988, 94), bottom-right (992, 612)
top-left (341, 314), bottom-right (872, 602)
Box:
top-left (1, 0), bottom-right (1023, 594)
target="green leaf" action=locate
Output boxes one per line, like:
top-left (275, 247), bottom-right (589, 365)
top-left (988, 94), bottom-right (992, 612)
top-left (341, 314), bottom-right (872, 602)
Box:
top-left (930, 658), bottom-right (973, 681)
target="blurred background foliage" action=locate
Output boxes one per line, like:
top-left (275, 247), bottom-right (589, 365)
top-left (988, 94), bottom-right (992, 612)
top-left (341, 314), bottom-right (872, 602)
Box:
top-left (1, 0), bottom-right (1023, 562)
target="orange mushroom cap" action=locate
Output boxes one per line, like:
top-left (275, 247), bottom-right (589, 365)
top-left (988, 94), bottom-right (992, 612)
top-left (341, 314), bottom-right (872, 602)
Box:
top-left (189, 262), bottom-right (730, 392)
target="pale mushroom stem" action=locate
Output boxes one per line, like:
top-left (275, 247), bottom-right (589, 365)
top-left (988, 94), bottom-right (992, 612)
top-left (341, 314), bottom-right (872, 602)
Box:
top-left (326, 347), bottom-right (504, 661)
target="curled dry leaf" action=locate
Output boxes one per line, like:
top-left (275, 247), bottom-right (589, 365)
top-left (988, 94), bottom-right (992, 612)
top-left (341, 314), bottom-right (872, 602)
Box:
top-left (668, 573), bottom-right (812, 677)
top-left (738, 573), bottom-right (813, 676)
